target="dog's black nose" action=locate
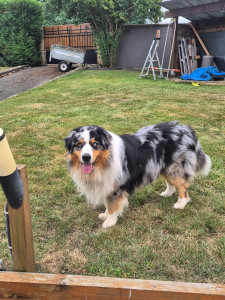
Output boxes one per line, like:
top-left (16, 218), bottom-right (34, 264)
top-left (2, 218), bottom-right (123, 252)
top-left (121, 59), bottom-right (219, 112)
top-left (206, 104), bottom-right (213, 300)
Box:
top-left (82, 153), bottom-right (91, 163)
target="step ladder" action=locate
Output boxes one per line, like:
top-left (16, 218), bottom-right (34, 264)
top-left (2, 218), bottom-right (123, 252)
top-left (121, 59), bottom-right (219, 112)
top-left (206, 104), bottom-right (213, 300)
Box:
top-left (139, 30), bottom-right (164, 80)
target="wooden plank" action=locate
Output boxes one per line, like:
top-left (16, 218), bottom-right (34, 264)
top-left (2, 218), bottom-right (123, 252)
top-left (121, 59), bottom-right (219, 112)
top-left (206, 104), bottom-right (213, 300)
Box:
top-left (192, 38), bottom-right (198, 70)
top-left (178, 44), bottom-right (184, 75)
top-left (196, 19), bottom-right (225, 33)
top-left (175, 79), bottom-right (225, 86)
top-left (198, 26), bottom-right (225, 33)
top-left (182, 37), bottom-right (191, 74)
top-left (189, 23), bottom-right (211, 56)
top-left (164, 0), bottom-right (225, 18)
top-left (8, 165), bottom-right (35, 272)
top-left (169, 18), bottom-right (178, 70)
top-left (0, 272), bottom-right (225, 300)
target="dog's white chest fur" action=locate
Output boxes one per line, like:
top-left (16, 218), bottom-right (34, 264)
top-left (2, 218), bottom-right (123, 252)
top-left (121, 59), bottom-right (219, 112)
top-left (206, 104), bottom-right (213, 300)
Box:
top-left (69, 133), bottom-right (126, 207)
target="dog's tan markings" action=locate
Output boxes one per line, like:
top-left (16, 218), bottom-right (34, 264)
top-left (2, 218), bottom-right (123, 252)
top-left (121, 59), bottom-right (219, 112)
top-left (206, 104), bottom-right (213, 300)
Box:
top-left (93, 149), bottom-right (110, 169)
top-left (107, 191), bottom-right (129, 214)
top-left (162, 174), bottom-right (190, 200)
top-left (68, 138), bottom-right (84, 171)
top-left (101, 191), bottom-right (129, 228)
top-left (77, 138), bottom-right (84, 145)
top-left (67, 152), bottom-right (81, 170)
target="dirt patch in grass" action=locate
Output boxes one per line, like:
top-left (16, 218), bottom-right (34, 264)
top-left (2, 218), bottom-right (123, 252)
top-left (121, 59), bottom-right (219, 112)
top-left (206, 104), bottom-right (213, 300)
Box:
top-left (41, 247), bottom-right (87, 274)
top-left (41, 249), bottom-right (65, 273)
top-left (24, 103), bottom-right (48, 109)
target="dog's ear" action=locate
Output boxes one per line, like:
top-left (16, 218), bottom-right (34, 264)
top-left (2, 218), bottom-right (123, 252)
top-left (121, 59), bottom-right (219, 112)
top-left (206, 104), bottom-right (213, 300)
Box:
top-left (89, 126), bottom-right (111, 149)
top-left (65, 132), bottom-right (75, 154)
top-left (98, 128), bottom-right (112, 149)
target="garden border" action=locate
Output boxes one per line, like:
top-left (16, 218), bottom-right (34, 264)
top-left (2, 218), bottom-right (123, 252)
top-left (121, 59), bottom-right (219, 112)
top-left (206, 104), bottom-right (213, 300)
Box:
top-left (0, 65), bottom-right (28, 78)
top-left (0, 272), bottom-right (225, 299)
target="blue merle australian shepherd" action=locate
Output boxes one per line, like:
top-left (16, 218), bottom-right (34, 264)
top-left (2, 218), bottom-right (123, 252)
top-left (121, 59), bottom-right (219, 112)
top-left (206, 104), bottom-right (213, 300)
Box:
top-left (65, 122), bottom-right (211, 228)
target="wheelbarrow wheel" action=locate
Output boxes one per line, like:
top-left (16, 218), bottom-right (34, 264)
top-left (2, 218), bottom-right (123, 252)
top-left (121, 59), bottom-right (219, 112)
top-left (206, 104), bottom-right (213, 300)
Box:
top-left (58, 61), bottom-right (70, 72)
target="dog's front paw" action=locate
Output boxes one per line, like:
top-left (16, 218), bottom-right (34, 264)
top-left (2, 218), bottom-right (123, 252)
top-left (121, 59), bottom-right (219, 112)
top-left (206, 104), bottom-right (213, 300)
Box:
top-left (98, 212), bottom-right (108, 221)
top-left (174, 202), bottom-right (185, 209)
top-left (102, 214), bottom-right (117, 228)
top-left (174, 198), bottom-right (190, 209)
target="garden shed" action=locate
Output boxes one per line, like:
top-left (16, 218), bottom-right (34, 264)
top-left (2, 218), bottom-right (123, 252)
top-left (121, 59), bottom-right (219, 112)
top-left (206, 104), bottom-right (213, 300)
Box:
top-left (115, 24), bottom-right (172, 70)
top-left (115, 0), bottom-right (225, 73)
top-left (159, 0), bottom-right (225, 71)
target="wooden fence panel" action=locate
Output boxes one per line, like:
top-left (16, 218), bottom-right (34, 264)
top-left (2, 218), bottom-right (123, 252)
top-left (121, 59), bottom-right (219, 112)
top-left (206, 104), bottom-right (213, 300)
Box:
top-left (43, 23), bottom-right (95, 51)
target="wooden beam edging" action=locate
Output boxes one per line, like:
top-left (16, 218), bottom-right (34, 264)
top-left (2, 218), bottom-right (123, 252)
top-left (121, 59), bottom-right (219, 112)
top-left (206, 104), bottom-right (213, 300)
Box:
top-left (175, 79), bottom-right (225, 86)
top-left (0, 272), bottom-right (225, 300)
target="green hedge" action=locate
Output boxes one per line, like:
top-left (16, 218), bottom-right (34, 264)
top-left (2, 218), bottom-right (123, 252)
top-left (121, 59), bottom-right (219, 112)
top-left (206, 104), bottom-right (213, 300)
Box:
top-left (0, 0), bottom-right (43, 67)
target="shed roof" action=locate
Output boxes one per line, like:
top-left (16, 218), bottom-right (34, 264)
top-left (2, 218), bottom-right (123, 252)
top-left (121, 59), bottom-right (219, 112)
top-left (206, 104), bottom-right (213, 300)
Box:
top-left (159, 0), bottom-right (225, 22)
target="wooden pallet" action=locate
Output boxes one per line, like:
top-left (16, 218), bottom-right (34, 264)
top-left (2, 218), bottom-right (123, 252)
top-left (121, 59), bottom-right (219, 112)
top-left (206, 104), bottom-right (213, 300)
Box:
top-left (178, 37), bottom-right (199, 75)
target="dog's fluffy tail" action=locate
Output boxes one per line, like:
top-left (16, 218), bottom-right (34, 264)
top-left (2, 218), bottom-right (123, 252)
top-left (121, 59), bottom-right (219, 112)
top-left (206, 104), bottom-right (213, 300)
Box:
top-left (195, 143), bottom-right (211, 176)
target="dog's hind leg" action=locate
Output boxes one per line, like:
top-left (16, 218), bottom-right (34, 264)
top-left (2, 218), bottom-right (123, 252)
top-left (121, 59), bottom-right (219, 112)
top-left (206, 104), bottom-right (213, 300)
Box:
top-left (171, 178), bottom-right (191, 209)
top-left (174, 186), bottom-right (190, 209)
top-left (160, 181), bottom-right (176, 197)
top-left (102, 192), bottom-right (129, 228)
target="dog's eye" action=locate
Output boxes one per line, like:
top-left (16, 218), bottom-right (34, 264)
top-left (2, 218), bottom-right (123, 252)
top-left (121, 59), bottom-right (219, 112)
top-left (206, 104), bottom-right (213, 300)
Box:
top-left (92, 142), bottom-right (99, 149)
top-left (75, 142), bottom-right (82, 149)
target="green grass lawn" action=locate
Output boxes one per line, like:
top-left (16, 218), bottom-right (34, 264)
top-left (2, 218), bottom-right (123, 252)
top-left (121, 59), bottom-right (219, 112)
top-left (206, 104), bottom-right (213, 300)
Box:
top-left (0, 70), bottom-right (224, 283)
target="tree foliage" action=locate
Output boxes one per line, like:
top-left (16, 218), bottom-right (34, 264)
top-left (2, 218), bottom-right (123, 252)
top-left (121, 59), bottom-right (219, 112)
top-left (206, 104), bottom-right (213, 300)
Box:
top-left (66, 0), bottom-right (162, 34)
top-left (0, 0), bottom-right (43, 67)
top-left (40, 0), bottom-right (77, 26)
top-left (48, 0), bottom-right (163, 67)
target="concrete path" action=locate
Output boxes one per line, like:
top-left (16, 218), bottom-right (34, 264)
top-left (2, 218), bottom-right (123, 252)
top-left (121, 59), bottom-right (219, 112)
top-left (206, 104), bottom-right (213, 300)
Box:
top-left (0, 65), bottom-right (64, 101)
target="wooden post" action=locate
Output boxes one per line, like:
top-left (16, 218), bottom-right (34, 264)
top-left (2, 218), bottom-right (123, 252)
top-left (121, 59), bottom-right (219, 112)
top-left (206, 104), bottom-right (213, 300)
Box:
top-left (156, 30), bottom-right (160, 39)
top-left (156, 30), bottom-right (160, 47)
top-left (41, 30), bottom-right (47, 66)
top-left (8, 164), bottom-right (35, 272)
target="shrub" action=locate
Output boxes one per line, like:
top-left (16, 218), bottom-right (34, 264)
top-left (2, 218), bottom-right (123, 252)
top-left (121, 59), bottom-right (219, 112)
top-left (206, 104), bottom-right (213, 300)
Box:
top-left (95, 31), bottom-right (121, 68)
top-left (0, 56), bottom-right (7, 67)
top-left (0, 0), bottom-right (43, 67)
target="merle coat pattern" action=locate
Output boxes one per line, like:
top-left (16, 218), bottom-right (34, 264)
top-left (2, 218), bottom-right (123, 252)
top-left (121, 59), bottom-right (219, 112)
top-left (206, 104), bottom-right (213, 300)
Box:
top-left (65, 121), bottom-right (211, 228)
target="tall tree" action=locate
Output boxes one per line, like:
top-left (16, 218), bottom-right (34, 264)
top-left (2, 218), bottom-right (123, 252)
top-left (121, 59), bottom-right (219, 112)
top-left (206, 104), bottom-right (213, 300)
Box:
top-left (49, 0), bottom-right (163, 67)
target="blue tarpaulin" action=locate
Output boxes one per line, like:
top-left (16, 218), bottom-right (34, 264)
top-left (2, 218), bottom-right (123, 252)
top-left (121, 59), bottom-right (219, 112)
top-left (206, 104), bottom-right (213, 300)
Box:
top-left (181, 66), bottom-right (225, 81)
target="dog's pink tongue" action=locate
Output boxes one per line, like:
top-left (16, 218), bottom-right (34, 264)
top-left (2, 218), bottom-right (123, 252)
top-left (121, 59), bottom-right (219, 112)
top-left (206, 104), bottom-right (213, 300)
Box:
top-left (82, 164), bottom-right (93, 174)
